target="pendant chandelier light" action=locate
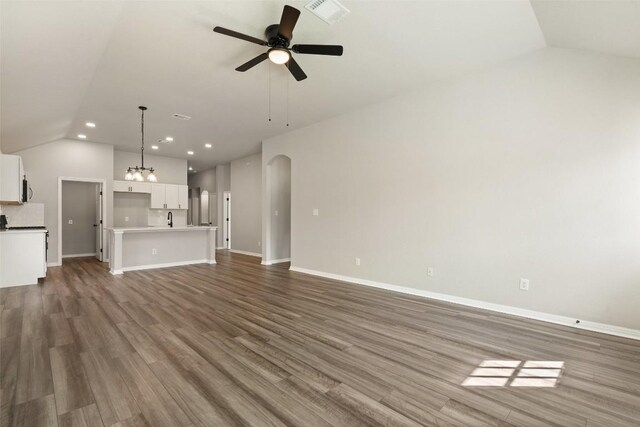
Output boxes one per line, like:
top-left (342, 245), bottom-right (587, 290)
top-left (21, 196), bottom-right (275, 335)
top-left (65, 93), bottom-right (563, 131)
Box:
top-left (125, 106), bottom-right (157, 182)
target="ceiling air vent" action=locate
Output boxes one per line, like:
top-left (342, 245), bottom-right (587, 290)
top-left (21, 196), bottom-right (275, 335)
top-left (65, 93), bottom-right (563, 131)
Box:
top-left (157, 138), bottom-right (172, 145)
top-left (172, 113), bottom-right (191, 120)
top-left (305, 0), bottom-right (350, 25)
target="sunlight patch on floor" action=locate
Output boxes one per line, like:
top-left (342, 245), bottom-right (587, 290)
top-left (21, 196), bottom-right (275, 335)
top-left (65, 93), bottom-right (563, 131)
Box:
top-left (462, 360), bottom-right (564, 388)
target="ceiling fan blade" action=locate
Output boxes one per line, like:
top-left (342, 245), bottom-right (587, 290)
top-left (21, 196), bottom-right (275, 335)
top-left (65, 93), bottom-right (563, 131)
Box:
top-left (292, 44), bottom-right (344, 56)
top-left (286, 57), bottom-right (307, 81)
top-left (235, 53), bottom-right (269, 72)
top-left (277, 5), bottom-right (300, 40)
top-left (213, 26), bottom-right (268, 46)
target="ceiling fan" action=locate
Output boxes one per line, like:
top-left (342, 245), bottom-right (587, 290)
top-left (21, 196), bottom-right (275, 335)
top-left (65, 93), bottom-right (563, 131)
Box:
top-left (213, 5), bottom-right (343, 81)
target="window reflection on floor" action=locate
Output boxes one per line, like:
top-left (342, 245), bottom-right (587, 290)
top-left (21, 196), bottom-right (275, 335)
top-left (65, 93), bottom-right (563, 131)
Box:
top-left (462, 360), bottom-right (564, 388)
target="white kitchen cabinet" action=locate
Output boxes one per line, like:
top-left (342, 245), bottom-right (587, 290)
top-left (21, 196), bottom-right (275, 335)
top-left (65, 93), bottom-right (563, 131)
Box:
top-left (0, 230), bottom-right (47, 287)
top-left (150, 183), bottom-right (188, 209)
top-left (178, 185), bottom-right (188, 210)
top-left (150, 183), bottom-right (166, 209)
top-left (0, 154), bottom-right (25, 204)
top-left (113, 180), bottom-right (151, 194)
top-left (165, 184), bottom-right (180, 209)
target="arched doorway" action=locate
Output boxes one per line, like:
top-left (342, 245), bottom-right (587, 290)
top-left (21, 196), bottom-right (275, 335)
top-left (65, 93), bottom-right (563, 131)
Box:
top-left (264, 155), bottom-right (291, 265)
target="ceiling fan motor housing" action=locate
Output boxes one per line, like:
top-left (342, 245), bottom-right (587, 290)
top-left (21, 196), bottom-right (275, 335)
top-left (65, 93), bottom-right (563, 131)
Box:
top-left (265, 24), bottom-right (290, 47)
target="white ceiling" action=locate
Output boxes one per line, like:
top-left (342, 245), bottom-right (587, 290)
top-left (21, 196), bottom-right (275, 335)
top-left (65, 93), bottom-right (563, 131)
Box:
top-left (531, 0), bottom-right (640, 59)
top-left (2, 1), bottom-right (637, 171)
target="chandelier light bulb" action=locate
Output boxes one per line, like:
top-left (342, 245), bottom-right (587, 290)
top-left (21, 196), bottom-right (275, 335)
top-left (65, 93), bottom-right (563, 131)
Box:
top-left (125, 168), bottom-right (133, 181)
top-left (147, 170), bottom-right (157, 182)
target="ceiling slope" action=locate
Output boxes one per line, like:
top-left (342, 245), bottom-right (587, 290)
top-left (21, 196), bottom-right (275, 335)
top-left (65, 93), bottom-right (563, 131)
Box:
top-left (532, 0), bottom-right (640, 59)
top-left (1, 1), bottom-right (545, 169)
top-left (0, 1), bottom-right (124, 153)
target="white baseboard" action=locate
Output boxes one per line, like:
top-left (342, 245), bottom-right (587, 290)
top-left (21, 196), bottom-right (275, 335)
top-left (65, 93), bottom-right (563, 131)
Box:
top-left (228, 249), bottom-right (262, 258)
top-left (289, 266), bottom-right (640, 341)
top-left (216, 246), bottom-right (226, 250)
top-left (47, 262), bottom-right (61, 267)
top-left (62, 253), bottom-right (96, 258)
top-left (262, 258), bottom-right (291, 265)
top-left (112, 259), bottom-right (213, 275)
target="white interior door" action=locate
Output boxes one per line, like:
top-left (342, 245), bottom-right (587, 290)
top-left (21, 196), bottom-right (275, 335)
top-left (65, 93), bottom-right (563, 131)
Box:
top-left (223, 191), bottom-right (231, 249)
top-left (95, 184), bottom-right (103, 261)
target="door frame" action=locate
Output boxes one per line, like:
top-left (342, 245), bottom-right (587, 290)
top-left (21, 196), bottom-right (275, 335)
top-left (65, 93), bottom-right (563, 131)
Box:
top-left (223, 191), bottom-right (231, 249)
top-left (57, 177), bottom-right (107, 266)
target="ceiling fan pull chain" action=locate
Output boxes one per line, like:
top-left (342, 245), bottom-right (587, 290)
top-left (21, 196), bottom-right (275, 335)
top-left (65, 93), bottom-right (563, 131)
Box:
top-left (286, 75), bottom-right (290, 127)
top-left (268, 62), bottom-right (272, 122)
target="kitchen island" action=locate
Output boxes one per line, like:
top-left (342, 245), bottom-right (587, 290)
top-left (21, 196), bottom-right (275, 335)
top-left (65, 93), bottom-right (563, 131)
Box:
top-left (107, 226), bottom-right (217, 275)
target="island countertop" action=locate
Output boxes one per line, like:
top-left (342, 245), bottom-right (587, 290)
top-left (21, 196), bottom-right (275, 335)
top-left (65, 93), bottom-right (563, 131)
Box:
top-left (107, 226), bottom-right (217, 233)
top-left (107, 226), bottom-right (217, 274)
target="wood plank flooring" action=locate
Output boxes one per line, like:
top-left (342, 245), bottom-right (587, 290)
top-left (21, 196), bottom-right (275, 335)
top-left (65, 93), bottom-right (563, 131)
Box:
top-left (1, 252), bottom-right (640, 426)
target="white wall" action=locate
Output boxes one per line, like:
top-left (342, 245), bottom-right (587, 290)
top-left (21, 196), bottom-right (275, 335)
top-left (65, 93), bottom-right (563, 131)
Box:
top-left (263, 48), bottom-right (640, 331)
top-left (230, 153), bottom-right (261, 254)
top-left (16, 139), bottom-right (114, 264)
top-left (61, 181), bottom-right (97, 256)
top-left (267, 155), bottom-right (291, 262)
top-left (114, 150), bottom-right (187, 185)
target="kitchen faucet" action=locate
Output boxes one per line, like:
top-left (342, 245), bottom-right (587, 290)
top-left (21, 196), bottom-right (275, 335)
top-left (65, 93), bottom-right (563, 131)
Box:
top-left (167, 211), bottom-right (173, 228)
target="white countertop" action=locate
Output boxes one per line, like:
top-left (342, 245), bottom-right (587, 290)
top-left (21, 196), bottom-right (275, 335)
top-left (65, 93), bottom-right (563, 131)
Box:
top-left (107, 226), bottom-right (217, 233)
top-left (0, 229), bottom-right (48, 235)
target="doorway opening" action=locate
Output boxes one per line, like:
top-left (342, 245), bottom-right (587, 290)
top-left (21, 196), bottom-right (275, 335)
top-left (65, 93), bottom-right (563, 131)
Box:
top-left (264, 155), bottom-right (291, 265)
top-left (57, 177), bottom-right (106, 266)
top-left (223, 191), bottom-right (231, 249)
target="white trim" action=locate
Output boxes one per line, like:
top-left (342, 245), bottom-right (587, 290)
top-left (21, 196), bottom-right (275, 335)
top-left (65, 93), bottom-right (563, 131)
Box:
top-left (58, 177), bottom-right (107, 266)
top-left (47, 262), bottom-right (61, 267)
top-left (110, 259), bottom-right (213, 275)
top-left (262, 258), bottom-right (291, 265)
top-left (228, 249), bottom-right (262, 257)
top-left (289, 266), bottom-right (640, 341)
top-left (216, 246), bottom-right (226, 250)
top-left (62, 253), bottom-right (97, 258)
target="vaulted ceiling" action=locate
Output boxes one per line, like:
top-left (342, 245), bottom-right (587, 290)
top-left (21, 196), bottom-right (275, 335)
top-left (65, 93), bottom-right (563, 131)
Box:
top-left (1, 1), bottom-right (638, 171)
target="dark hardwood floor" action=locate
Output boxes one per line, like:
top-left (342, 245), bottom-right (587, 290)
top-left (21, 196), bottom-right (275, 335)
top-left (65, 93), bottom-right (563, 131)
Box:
top-left (1, 252), bottom-right (640, 426)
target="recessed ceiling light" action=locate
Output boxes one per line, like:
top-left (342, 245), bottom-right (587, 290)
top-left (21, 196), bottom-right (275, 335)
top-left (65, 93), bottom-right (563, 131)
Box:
top-left (187, 151), bottom-right (194, 155)
top-left (151, 145), bottom-right (159, 150)
top-left (77, 134), bottom-right (87, 139)
top-left (204, 143), bottom-right (212, 148)
top-left (165, 136), bottom-right (174, 142)
top-left (85, 122), bottom-right (96, 128)
top-left (188, 166), bottom-right (193, 171)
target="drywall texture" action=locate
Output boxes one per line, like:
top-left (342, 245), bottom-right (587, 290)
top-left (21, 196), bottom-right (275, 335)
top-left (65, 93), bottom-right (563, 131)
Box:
top-left (268, 155), bottom-right (291, 261)
top-left (263, 48), bottom-right (640, 330)
top-left (114, 150), bottom-right (187, 185)
top-left (230, 154), bottom-right (261, 254)
top-left (113, 192), bottom-right (150, 227)
top-left (16, 139), bottom-right (114, 264)
top-left (62, 181), bottom-right (97, 256)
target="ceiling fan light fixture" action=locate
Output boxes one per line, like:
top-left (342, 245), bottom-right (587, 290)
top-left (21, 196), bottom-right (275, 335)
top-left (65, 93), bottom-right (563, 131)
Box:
top-left (268, 48), bottom-right (290, 64)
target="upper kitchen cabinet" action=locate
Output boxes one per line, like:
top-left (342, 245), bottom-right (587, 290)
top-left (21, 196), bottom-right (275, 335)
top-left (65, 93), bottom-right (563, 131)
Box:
top-left (0, 154), bottom-right (25, 205)
top-left (150, 183), bottom-right (188, 209)
top-left (113, 180), bottom-right (151, 194)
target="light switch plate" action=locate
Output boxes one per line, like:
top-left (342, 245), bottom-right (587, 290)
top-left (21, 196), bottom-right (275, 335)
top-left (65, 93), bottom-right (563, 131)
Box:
top-left (313, 208), bottom-right (319, 216)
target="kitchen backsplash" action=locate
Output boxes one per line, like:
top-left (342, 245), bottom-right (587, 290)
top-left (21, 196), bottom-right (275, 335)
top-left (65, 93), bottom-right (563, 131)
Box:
top-left (148, 209), bottom-right (187, 227)
top-left (1, 203), bottom-right (45, 227)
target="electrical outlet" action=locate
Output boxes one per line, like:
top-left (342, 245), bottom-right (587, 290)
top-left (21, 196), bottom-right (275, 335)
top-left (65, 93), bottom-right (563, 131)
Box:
top-left (427, 267), bottom-right (434, 277)
top-left (125, 216), bottom-right (129, 222)
top-left (152, 248), bottom-right (158, 255)
top-left (355, 257), bottom-right (361, 266)
top-left (519, 278), bottom-right (530, 291)
top-left (258, 241), bottom-right (261, 247)
top-left (313, 208), bottom-right (319, 216)
top-left (275, 210), bottom-right (279, 216)
top-left (68, 219), bottom-right (73, 225)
